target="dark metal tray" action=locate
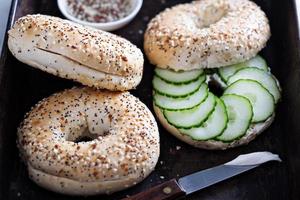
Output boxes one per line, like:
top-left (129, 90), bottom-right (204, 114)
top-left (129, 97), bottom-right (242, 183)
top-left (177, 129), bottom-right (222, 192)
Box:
top-left (0, 0), bottom-right (299, 199)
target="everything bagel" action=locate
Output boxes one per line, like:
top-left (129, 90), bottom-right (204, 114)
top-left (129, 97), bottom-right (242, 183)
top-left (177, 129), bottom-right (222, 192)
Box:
top-left (8, 15), bottom-right (144, 91)
top-left (17, 87), bottom-right (160, 195)
top-left (144, 0), bottom-right (270, 70)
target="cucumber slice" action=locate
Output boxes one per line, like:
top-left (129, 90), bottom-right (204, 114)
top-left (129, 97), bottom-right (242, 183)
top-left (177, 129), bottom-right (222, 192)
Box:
top-left (216, 94), bottom-right (253, 142)
top-left (244, 55), bottom-right (268, 70)
top-left (218, 55), bottom-right (268, 82)
top-left (227, 68), bottom-right (281, 103)
top-left (155, 68), bottom-right (203, 84)
top-left (164, 93), bottom-right (216, 128)
top-left (224, 79), bottom-right (275, 122)
top-left (180, 98), bottom-right (228, 140)
top-left (153, 75), bottom-right (205, 97)
top-left (154, 83), bottom-right (208, 110)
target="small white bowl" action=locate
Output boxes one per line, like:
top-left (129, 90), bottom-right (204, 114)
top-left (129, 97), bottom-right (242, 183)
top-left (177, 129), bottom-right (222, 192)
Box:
top-left (57, 0), bottom-right (143, 31)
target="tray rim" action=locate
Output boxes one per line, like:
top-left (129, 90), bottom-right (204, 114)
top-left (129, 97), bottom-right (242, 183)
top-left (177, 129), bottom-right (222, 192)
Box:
top-left (0, 0), bottom-right (18, 58)
top-left (294, 0), bottom-right (300, 38)
top-left (1, 0), bottom-right (300, 199)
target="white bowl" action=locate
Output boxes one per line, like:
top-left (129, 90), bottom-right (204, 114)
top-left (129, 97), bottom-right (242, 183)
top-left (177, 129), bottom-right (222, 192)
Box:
top-left (57, 0), bottom-right (143, 31)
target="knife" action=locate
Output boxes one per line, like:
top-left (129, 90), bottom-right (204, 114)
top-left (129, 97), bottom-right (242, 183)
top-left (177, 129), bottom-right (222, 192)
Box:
top-left (122, 152), bottom-right (281, 200)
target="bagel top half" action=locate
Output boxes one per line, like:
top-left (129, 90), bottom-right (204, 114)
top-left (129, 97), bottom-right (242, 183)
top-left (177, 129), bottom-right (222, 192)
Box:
top-left (8, 14), bottom-right (144, 91)
top-left (144, 0), bottom-right (270, 71)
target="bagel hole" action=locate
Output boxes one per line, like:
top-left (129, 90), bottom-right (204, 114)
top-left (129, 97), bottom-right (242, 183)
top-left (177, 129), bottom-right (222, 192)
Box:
top-left (74, 136), bottom-right (94, 143)
top-left (197, 1), bottom-right (229, 28)
top-left (207, 76), bottom-right (223, 97)
top-left (67, 128), bottom-right (100, 143)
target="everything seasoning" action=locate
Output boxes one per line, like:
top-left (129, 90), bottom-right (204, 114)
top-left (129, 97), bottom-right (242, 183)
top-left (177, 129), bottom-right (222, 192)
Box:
top-left (66, 0), bottom-right (132, 23)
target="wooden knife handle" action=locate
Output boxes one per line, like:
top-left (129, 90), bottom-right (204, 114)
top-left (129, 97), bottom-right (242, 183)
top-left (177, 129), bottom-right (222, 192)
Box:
top-left (122, 179), bottom-right (186, 200)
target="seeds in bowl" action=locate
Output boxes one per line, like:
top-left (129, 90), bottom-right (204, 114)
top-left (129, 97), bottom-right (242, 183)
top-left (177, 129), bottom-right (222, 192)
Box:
top-left (66, 0), bottom-right (132, 23)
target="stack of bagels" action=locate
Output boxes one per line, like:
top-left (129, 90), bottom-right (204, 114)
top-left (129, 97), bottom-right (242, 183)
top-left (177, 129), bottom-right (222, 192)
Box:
top-left (8, 14), bottom-right (160, 195)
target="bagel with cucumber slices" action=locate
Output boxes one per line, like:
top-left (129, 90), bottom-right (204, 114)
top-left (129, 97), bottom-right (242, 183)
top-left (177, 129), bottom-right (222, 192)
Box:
top-left (145, 0), bottom-right (281, 150)
top-left (152, 56), bottom-right (281, 150)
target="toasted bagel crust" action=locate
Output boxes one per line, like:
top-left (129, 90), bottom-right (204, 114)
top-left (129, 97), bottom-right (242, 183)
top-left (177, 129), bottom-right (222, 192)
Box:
top-left (144, 0), bottom-right (270, 70)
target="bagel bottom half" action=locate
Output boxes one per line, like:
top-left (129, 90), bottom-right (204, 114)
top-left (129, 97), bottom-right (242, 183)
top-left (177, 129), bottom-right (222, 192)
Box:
top-left (18, 87), bottom-right (160, 195)
top-left (154, 104), bottom-right (274, 150)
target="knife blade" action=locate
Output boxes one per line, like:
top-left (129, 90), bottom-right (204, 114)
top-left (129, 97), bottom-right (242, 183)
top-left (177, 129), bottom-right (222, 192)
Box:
top-left (122, 152), bottom-right (281, 200)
